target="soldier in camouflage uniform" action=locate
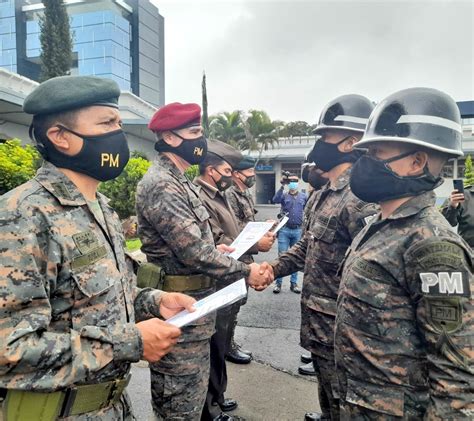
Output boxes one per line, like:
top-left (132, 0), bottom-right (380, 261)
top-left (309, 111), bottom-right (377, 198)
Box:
top-left (336, 87), bottom-right (474, 419)
top-left (262, 95), bottom-right (378, 421)
top-left (0, 76), bottom-right (195, 421)
top-left (225, 156), bottom-right (275, 364)
top-left (297, 162), bottom-right (329, 378)
top-left (136, 103), bottom-right (271, 421)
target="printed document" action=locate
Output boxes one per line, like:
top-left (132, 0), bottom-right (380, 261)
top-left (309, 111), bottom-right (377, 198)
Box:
top-left (167, 279), bottom-right (247, 327)
top-left (228, 221), bottom-right (274, 260)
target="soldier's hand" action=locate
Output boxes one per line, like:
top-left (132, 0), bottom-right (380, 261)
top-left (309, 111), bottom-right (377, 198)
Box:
top-left (247, 262), bottom-right (273, 291)
top-left (449, 190), bottom-right (465, 208)
top-left (136, 318), bottom-right (181, 362)
top-left (258, 232), bottom-right (276, 252)
top-left (258, 262), bottom-right (274, 286)
top-left (217, 244), bottom-right (236, 254)
top-left (159, 292), bottom-right (196, 319)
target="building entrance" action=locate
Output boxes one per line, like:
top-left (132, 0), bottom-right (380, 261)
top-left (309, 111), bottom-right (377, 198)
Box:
top-left (256, 173), bottom-right (276, 204)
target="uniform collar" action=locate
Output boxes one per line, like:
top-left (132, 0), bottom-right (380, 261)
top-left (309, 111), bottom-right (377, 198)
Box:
top-left (194, 176), bottom-right (221, 199)
top-left (155, 153), bottom-right (189, 183)
top-left (35, 161), bottom-right (87, 206)
top-left (328, 166), bottom-right (352, 192)
top-left (385, 191), bottom-right (436, 221)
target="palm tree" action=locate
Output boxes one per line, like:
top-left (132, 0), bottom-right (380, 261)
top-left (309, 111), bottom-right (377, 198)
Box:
top-left (241, 110), bottom-right (280, 163)
top-left (209, 111), bottom-right (245, 147)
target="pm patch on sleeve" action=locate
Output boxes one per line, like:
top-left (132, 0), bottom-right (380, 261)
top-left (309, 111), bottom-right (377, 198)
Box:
top-left (420, 271), bottom-right (471, 297)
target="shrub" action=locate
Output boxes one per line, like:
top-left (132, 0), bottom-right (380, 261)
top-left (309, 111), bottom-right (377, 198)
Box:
top-left (0, 139), bottom-right (42, 194)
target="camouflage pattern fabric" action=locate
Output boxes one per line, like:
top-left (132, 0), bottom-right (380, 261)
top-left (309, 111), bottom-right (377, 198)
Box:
top-left (272, 167), bottom-right (378, 356)
top-left (226, 185), bottom-right (257, 231)
top-left (335, 191), bottom-right (474, 419)
top-left (136, 154), bottom-right (249, 280)
top-left (226, 185), bottom-right (259, 265)
top-left (0, 162), bottom-right (164, 419)
top-left (271, 167), bottom-right (378, 420)
top-left (136, 154), bottom-right (250, 420)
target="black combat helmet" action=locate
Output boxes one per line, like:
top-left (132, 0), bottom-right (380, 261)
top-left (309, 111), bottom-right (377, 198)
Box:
top-left (357, 87), bottom-right (463, 157)
top-left (313, 94), bottom-right (375, 134)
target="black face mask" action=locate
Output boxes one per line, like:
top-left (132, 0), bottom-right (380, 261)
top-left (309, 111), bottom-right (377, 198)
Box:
top-left (309, 136), bottom-right (361, 172)
top-left (308, 170), bottom-right (328, 190)
top-left (154, 132), bottom-right (208, 165)
top-left (211, 168), bottom-right (233, 191)
top-left (239, 172), bottom-right (256, 188)
top-left (350, 152), bottom-right (443, 203)
top-left (38, 125), bottom-right (130, 182)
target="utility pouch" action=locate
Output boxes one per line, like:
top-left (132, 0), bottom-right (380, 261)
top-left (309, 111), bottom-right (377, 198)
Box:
top-left (136, 262), bottom-right (166, 290)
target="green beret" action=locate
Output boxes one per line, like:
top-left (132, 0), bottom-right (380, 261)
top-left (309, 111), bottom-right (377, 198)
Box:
top-left (23, 75), bottom-right (121, 115)
top-left (235, 155), bottom-right (256, 170)
top-left (206, 140), bottom-right (243, 169)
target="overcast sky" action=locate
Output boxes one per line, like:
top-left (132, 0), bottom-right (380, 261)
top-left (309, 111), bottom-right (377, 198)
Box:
top-left (151, 0), bottom-right (473, 123)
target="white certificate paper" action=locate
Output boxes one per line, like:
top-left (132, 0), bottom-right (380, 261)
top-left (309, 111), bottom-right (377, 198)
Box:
top-left (166, 279), bottom-right (247, 328)
top-left (228, 221), bottom-right (274, 260)
top-left (272, 216), bottom-right (289, 234)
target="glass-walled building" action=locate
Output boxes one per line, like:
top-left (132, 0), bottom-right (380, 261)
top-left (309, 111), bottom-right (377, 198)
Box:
top-left (0, 0), bottom-right (17, 73)
top-left (0, 0), bottom-right (164, 106)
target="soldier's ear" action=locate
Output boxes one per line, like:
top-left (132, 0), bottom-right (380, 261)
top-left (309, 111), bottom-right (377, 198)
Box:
top-left (46, 126), bottom-right (72, 151)
top-left (409, 151), bottom-right (429, 175)
top-left (342, 136), bottom-right (357, 152)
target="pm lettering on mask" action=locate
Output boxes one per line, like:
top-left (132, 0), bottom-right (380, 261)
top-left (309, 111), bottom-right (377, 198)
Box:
top-left (420, 271), bottom-right (470, 297)
top-left (101, 153), bottom-right (120, 167)
top-left (194, 147), bottom-right (204, 156)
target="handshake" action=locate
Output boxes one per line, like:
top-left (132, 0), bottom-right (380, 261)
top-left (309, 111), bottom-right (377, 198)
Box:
top-left (247, 262), bottom-right (274, 291)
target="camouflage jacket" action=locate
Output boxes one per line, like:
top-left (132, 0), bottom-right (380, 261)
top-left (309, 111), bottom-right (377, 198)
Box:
top-left (226, 185), bottom-right (259, 262)
top-left (136, 154), bottom-right (250, 281)
top-left (272, 167), bottom-right (378, 353)
top-left (335, 191), bottom-right (474, 419)
top-left (302, 189), bottom-right (319, 233)
top-left (0, 162), bottom-right (163, 392)
top-left (226, 185), bottom-right (257, 230)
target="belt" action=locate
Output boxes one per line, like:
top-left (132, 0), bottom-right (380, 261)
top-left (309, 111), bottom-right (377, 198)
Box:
top-left (1, 375), bottom-right (130, 420)
top-left (286, 224), bottom-right (301, 229)
top-left (163, 274), bottom-right (214, 292)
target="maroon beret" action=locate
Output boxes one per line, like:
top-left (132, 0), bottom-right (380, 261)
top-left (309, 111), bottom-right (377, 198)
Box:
top-left (148, 102), bottom-right (202, 132)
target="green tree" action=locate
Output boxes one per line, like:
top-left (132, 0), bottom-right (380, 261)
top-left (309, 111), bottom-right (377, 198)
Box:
top-left (0, 139), bottom-right (42, 195)
top-left (464, 154), bottom-right (474, 187)
top-left (39, 0), bottom-right (74, 81)
top-left (241, 110), bottom-right (280, 161)
top-left (98, 156), bottom-right (150, 219)
top-left (209, 111), bottom-right (245, 147)
top-left (281, 121), bottom-right (312, 137)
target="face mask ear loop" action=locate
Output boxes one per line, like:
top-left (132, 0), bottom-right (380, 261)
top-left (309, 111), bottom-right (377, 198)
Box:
top-left (335, 135), bottom-right (353, 146)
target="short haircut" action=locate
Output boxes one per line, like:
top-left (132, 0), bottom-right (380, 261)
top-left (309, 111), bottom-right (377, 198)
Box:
top-left (199, 154), bottom-right (227, 175)
top-left (31, 110), bottom-right (79, 146)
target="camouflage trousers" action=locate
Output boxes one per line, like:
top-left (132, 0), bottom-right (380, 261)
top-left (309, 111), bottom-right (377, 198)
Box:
top-left (149, 288), bottom-right (216, 421)
top-left (311, 354), bottom-right (340, 421)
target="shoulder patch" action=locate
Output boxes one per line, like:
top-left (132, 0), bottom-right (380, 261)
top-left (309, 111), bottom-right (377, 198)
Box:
top-left (420, 271), bottom-right (470, 297)
top-left (409, 241), bottom-right (466, 270)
